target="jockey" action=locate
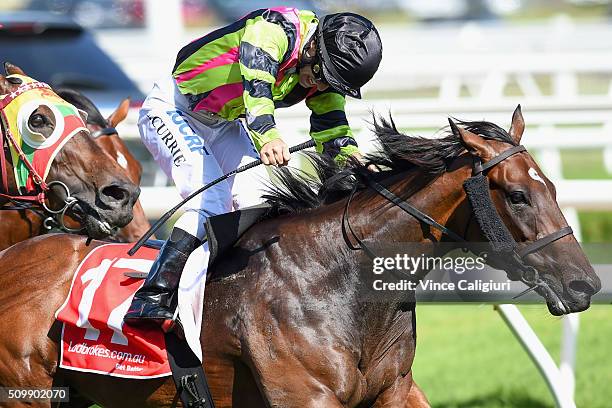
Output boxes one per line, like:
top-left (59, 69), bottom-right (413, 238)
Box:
top-left (124, 9), bottom-right (383, 329)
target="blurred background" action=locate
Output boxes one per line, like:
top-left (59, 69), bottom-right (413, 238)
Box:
top-left (1, 1), bottom-right (611, 407)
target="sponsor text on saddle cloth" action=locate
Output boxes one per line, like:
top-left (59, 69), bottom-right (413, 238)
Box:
top-left (55, 242), bottom-right (208, 378)
top-left (0, 74), bottom-right (87, 193)
top-left (55, 244), bottom-right (171, 378)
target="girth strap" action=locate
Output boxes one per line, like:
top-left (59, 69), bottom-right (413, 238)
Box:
top-left (517, 226), bottom-right (573, 258)
top-left (166, 332), bottom-right (215, 408)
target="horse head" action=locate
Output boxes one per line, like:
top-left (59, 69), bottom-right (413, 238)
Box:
top-left (63, 92), bottom-right (144, 185)
top-left (0, 63), bottom-right (140, 239)
top-left (54, 89), bottom-right (151, 241)
top-left (450, 106), bottom-right (601, 315)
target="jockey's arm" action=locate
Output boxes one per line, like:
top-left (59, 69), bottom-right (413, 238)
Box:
top-left (305, 90), bottom-right (361, 165)
top-left (239, 18), bottom-right (289, 166)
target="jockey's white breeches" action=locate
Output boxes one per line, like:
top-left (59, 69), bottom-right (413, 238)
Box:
top-left (138, 76), bottom-right (269, 240)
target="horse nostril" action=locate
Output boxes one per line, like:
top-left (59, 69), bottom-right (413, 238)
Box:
top-left (568, 280), bottom-right (596, 297)
top-left (101, 184), bottom-right (129, 204)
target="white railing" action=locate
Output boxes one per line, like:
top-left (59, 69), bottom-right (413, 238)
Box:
top-left (119, 99), bottom-right (612, 217)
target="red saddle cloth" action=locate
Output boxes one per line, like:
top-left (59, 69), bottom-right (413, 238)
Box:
top-left (55, 243), bottom-right (172, 379)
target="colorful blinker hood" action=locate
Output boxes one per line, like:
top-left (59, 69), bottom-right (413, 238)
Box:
top-left (0, 74), bottom-right (88, 194)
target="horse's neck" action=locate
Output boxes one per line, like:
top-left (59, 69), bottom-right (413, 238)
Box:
top-left (346, 163), bottom-right (472, 348)
top-left (255, 162), bottom-right (474, 356)
top-left (360, 165), bottom-right (472, 244)
top-left (316, 162), bottom-right (472, 291)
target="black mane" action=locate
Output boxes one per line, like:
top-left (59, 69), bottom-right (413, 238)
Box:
top-left (264, 115), bottom-right (516, 215)
top-left (55, 88), bottom-right (108, 128)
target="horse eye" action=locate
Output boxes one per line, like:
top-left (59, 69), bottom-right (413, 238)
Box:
top-left (29, 114), bottom-right (46, 128)
top-left (508, 191), bottom-right (528, 205)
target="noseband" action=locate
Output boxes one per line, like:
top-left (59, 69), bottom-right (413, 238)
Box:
top-left (345, 144), bottom-right (573, 292)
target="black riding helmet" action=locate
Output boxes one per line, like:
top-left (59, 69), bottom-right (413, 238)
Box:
top-left (316, 12), bottom-right (382, 99)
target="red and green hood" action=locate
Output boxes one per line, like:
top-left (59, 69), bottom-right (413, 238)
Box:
top-left (0, 74), bottom-right (88, 193)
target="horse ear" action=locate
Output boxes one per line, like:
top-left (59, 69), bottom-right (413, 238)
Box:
top-left (449, 118), bottom-right (495, 161)
top-left (4, 62), bottom-right (25, 76)
top-left (107, 98), bottom-right (130, 128)
top-left (77, 109), bottom-right (89, 123)
top-left (509, 104), bottom-right (524, 144)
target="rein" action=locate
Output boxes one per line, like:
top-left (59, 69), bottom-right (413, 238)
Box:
top-left (343, 144), bottom-right (573, 293)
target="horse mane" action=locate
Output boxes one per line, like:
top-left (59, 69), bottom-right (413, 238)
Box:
top-left (263, 115), bottom-right (517, 215)
top-left (55, 88), bottom-right (108, 128)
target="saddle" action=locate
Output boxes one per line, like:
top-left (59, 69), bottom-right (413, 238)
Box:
top-left (204, 203), bottom-right (271, 267)
top-left (139, 204), bottom-right (271, 408)
top-left (142, 203), bottom-right (271, 269)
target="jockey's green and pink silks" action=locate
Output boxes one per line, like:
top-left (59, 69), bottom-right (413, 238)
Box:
top-left (0, 74), bottom-right (87, 193)
top-left (172, 7), bottom-right (358, 161)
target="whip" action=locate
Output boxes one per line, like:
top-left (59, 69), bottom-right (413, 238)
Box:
top-left (128, 139), bottom-right (316, 255)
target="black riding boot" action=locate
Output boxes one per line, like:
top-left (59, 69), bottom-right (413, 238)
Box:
top-left (124, 228), bottom-right (201, 330)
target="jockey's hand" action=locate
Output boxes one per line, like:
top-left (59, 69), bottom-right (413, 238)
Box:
top-left (260, 138), bottom-right (290, 167)
top-left (351, 152), bottom-right (379, 172)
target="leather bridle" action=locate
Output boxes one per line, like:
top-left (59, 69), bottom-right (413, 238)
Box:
top-left (343, 144), bottom-right (574, 294)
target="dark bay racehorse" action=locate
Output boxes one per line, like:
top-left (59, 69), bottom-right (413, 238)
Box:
top-left (0, 89), bottom-right (151, 250)
top-left (0, 107), bottom-right (600, 407)
top-left (0, 63), bottom-right (141, 241)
